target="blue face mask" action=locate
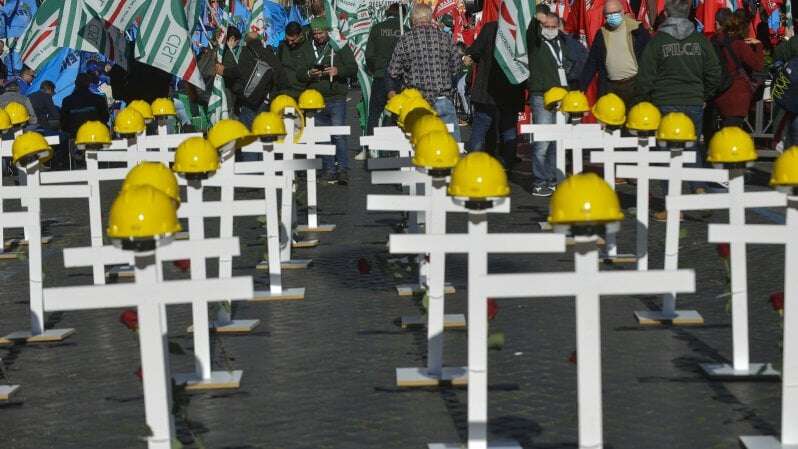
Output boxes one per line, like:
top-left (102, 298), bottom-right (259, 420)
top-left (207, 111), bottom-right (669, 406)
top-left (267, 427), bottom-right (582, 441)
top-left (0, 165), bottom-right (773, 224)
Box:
top-left (605, 12), bottom-right (623, 28)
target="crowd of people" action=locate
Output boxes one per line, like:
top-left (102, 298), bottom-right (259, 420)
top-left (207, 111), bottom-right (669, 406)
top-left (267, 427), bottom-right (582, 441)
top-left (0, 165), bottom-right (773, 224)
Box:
top-left (2, 0), bottom-right (797, 191)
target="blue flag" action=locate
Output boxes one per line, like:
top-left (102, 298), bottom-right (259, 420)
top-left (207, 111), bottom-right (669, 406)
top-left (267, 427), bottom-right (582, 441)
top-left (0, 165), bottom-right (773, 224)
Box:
top-left (231, 0), bottom-right (251, 33)
top-left (28, 48), bottom-right (81, 107)
top-left (0, 0), bottom-right (37, 39)
top-left (5, 48), bottom-right (22, 77)
top-left (287, 4), bottom-right (309, 27)
top-left (264, 1), bottom-right (287, 48)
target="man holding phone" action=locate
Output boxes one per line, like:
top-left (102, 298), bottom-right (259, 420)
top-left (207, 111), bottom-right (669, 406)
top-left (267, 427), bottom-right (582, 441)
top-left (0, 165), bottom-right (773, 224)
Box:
top-left (297, 17), bottom-right (357, 185)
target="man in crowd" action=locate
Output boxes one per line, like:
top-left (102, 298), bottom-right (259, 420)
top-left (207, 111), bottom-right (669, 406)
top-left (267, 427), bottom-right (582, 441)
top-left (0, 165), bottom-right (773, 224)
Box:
top-left (215, 26), bottom-right (243, 115)
top-left (231, 31), bottom-right (287, 127)
top-left (526, 11), bottom-right (587, 197)
top-left (388, 4), bottom-right (461, 141)
top-left (29, 80), bottom-right (60, 130)
top-left (637, 0), bottom-right (721, 213)
top-left (60, 73), bottom-right (109, 137)
top-left (296, 17), bottom-right (357, 185)
top-left (0, 80), bottom-right (36, 126)
top-left (579, 0), bottom-right (650, 105)
top-left (365, 3), bottom-right (405, 135)
top-left (278, 21), bottom-right (311, 99)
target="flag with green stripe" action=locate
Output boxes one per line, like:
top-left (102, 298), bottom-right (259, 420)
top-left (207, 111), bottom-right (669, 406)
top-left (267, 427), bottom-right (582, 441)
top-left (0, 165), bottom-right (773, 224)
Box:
top-left (135, 0), bottom-right (205, 90)
top-left (17, 0), bottom-right (60, 71)
top-left (85, 0), bottom-right (147, 31)
top-left (54, 0), bottom-right (128, 70)
top-left (207, 45), bottom-right (229, 124)
top-left (247, 0), bottom-right (265, 35)
top-left (494, 0), bottom-right (533, 84)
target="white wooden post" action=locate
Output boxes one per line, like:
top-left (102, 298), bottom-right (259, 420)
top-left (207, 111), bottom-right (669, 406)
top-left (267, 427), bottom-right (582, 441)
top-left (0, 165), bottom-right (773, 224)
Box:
top-left (463, 234), bottom-right (695, 449)
top-left (44, 241), bottom-right (253, 449)
top-left (1, 159), bottom-right (90, 342)
top-left (666, 172), bottom-right (785, 378)
top-left (519, 122), bottom-right (604, 182)
top-left (710, 197), bottom-right (798, 448)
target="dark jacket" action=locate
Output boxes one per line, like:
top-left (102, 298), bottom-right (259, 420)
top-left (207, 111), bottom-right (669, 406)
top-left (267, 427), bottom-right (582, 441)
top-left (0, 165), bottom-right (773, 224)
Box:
top-left (28, 90), bottom-right (60, 129)
top-left (578, 17), bottom-right (650, 93)
top-left (774, 34), bottom-right (798, 63)
top-left (230, 40), bottom-right (287, 108)
top-left (277, 39), bottom-right (309, 98)
top-left (636, 17), bottom-right (721, 106)
top-left (365, 16), bottom-right (404, 78)
top-left (60, 88), bottom-right (109, 137)
top-left (466, 21), bottom-right (524, 108)
top-left (526, 19), bottom-right (588, 95)
top-left (296, 39), bottom-right (357, 100)
top-left (713, 33), bottom-right (765, 118)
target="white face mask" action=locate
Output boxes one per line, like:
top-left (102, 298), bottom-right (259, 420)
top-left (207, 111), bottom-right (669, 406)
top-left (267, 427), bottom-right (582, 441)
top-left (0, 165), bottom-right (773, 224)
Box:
top-left (542, 27), bottom-right (559, 40)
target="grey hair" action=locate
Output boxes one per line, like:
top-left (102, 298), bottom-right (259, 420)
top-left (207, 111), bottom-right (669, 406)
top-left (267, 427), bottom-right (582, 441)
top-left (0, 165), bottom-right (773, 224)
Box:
top-left (412, 4), bottom-right (433, 25)
top-left (665, 0), bottom-right (691, 18)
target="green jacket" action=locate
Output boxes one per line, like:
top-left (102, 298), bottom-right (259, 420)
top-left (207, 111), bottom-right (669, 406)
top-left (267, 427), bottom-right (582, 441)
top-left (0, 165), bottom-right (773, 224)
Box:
top-left (525, 19), bottom-right (581, 95)
top-left (277, 39), bottom-right (308, 98)
top-left (365, 16), bottom-right (404, 78)
top-left (296, 39), bottom-right (357, 100)
top-left (636, 18), bottom-right (721, 106)
top-left (774, 35), bottom-right (798, 63)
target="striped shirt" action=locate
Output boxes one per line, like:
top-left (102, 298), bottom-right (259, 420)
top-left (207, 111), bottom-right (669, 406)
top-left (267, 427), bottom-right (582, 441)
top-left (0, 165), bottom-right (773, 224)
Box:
top-left (388, 25), bottom-right (460, 102)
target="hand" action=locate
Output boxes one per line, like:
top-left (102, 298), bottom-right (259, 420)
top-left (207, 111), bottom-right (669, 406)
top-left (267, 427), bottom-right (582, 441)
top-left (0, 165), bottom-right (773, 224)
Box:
top-left (215, 63), bottom-right (225, 75)
top-left (462, 55), bottom-right (473, 66)
top-left (387, 90), bottom-right (397, 99)
top-left (786, 27), bottom-right (795, 39)
top-left (324, 66), bottom-right (338, 77)
top-left (744, 37), bottom-right (761, 45)
top-left (309, 68), bottom-right (323, 78)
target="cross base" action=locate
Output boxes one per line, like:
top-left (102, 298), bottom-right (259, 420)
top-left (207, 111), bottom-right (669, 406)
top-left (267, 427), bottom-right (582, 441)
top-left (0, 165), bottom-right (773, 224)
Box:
top-left (296, 224), bottom-right (336, 233)
top-left (397, 283), bottom-right (456, 297)
top-left (252, 287), bottom-right (305, 301)
top-left (0, 251), bottom-right (22, 260)
top-left (602, 253), bottom-right (638, 264)
top-left (174, 231), bottom-right (189, 241)
top-left (635, 310), bottom-right (704, 326)
top-left (188, 319), bottom-right (261, 334)
top-left (567, 236), bottom-right (605, 246)
top-left (107, 265), bottom-right (135, 279)
top-left (4, 235), bottom-right (53, 247)
top-left (740, 436), bottom-right (795, 449)
top-left (1, 328), bottom-right (75, 343)
top-left (256, 259), bottom-right (312, 270)
top-left (258, 234), bottom-right (320, 248)
top-left (0, 385), bottom-right (20, 401)
top-left (396, 367), bottom-right (468, 387)
top-left (428, 441), bottom-right (521, 449)
top-left (173, 370), bottom-right (243, 391)
top-left (700, 363), bottom-right (780, 380)
top-left (401, 314), bottom-right (466, 329)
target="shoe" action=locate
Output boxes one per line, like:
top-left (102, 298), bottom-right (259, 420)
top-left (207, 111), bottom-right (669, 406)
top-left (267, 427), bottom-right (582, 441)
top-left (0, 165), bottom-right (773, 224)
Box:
top-left (532, 185), bottom-right (553, 197)
top-left (354, 150), bottom-right (367, 161)
top-left (693, 187), bottom-right (707, 194)
top-left (614, 178), bottom-right (628, 185)
top-left (653, 210), bottom-right (684, 222)
top-left (336, 170), bottom-right (349, 185)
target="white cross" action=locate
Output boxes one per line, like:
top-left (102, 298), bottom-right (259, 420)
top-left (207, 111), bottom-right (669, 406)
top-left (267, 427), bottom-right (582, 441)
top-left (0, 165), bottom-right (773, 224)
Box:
top-left (615, 145), bottom-right (729, 325)
top-left (466, 234), bottom-right (695, 449)
top-left (0, 211), bottom-right (25, 396)
top-left (1, 158), bottom-right (90, 342)
top-left (666, 169), bottom-right (786, 378)
top-left (43, 240), bottom-right (253, 449)
top-left (708, 196), bottom-right (798, 449)
top-left (520, 122), bottom-right (604, 181)
top-left (389, 212), bottom-right (567, 444)
top-left (369, 178), bottom-right (511, 386)
top-left (360, 126), bottom-right (413, 158)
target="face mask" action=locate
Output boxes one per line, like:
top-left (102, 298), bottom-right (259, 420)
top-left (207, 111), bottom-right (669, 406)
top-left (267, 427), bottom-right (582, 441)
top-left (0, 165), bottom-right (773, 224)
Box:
top-left (541, 28), bottom-right (559, 40)
top-left (605, 12), bottom-right (623, 28)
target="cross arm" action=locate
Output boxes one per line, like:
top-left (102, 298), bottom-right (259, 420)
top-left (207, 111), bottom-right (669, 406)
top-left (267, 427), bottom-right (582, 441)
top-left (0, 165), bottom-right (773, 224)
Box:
top-left (366, 157), bottom-right (413, 171)
top-left (667, 190), bottom-right (786, 211)
top-left (615, 166), bottom-right (729, 183)
top-left (519, 123), bottom-right (603, 141)
top-left (390, 232), bottom-right (564, 254)
top-left (273, 143), bottom-right (336, 157)
top-left (0, 211), bottom-right (32, 230)
top-left (62, 245), bottom-right (132, 268)
top-left (708, 223), bottom-right (789, 244)
top-left (0, 135), bottom-right (60, 157)
top-left (138, 133), bottom-right (201, 149)
top-left (178, 199), bottom-right (265, 219)
top-left (97, 151), bottom-right (173, 163)
top-left (156, 238), bottom-right (241, 261)
top-left (367, 194), bottom-right (429, 212)
top-left (43, 277), bottom-right (253, 310)
top-left (233, 158), bottom-right (321, 175)
top-left (300, 126), bottom-right (351, 143)
top-left (371, 170), bottom-right (427, 185)
top-left (591, 151), bottom-right (696, 165)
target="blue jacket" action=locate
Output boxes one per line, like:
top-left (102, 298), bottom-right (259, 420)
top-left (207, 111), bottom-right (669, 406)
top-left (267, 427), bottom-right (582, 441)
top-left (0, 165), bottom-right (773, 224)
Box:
top-left (578, 18), bottom-right (651, 93)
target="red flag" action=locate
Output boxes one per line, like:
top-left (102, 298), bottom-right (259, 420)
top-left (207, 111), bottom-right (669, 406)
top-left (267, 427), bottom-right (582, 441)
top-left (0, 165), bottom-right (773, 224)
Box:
top-left (475, 0), bottom-right (500, 35)
top-left (637, 0), bottom-right (652, 30)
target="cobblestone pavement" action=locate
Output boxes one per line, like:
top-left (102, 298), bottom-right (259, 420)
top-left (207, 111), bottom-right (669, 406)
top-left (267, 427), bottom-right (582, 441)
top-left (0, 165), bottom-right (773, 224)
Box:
top-left (0, 98), bottom-right (790, 449)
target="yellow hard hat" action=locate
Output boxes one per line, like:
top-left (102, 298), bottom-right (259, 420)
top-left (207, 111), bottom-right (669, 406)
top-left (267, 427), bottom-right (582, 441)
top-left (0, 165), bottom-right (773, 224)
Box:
top-left (76, 121), bottom-right (112, 148)
top-left (107, 185), bottom-right (181, 240)
top-left (385, 92), bottom-right (409, 116)
top-left (5, 101), bottom-right (30, 125)
top-left (402, 88), bottom-right (423, 99)
top-left (128, 100), bottom-right (154, 121)
top-left (543, 87), bottom-right (568, 109)
top-left (410, 114), bottom-right (448, 145)
top-left (399, 97), bottom-right (435, 131)
top-left (252, 111), bottom-right (287, 137)
top-left (548, 172), bottom-right (624, 225)
top-left (707, 126), bottom-right (757, 164)
top-left (12, 131), bottom-right (53, 165)
top-left (771, 146), bottom-right (798, 186)
top-left (656, 112), bottom-right (696, 143)
top-left (207, 119), bottom-right (256, 150)
top-left (114, 107), bottom-right (146, 135)
top-left (0, 109), bottom-right (12, 131)
top-left (559, 91), bottom-right (589, 114)
top-left (448, 152), bottom-right (510, 199)
top-left (412, 131), bottom-right (460, 170)
top-left (592, 93), bottom-right (626, 126)
top-left (151, 98), bottom-right (177, 117)
top-left (122, 161), bottom-right (180, 204)
top-left (173, 137), bottom-right (220, 174)
top-left (271, 94), bottom-right (300, 116)
top-left (626, 102), bottom-right (661, 132)
top-left (298, 89), bottom-right (325, 110)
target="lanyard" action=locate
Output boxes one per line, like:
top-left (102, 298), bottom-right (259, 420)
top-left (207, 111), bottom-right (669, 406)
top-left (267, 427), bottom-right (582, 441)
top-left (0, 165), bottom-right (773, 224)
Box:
top-left (313, 42), bottom-right (329, 64)
top-left (544, 39), bottom-right (568, 86)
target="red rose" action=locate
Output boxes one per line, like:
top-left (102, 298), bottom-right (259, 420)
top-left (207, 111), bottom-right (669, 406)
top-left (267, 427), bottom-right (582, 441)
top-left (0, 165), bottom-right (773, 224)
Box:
top-left (770, 291), bottom-right (785, 312)
top-left (173, 259), bottom-right (190, 272)
top-left (716, 243), bottom-right (730, 259)
top-left (487, 298), bottom-right (499, 320)
top-left (134, 367), bottom-right (143, 380)
top-left (357, 257), bottom-right (370, 274)
top-left (568, 351), bottom-right (577, 364)
top-left (119, 309), bottom-right (138, 331)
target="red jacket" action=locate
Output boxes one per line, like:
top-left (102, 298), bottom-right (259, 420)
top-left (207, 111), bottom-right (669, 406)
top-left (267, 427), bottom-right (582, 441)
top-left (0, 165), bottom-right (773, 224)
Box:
top-left (714, 36), bottom-right (765, 118)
